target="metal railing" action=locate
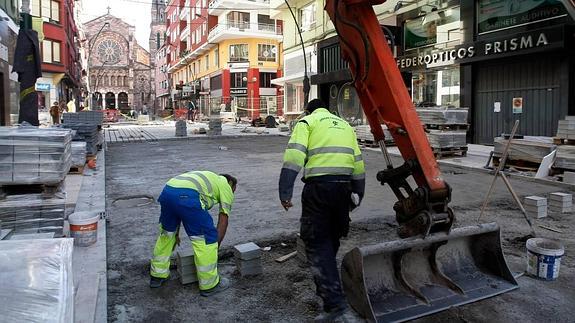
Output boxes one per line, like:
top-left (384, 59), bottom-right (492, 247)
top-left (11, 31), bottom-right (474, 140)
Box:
top-left (209, 0), bottom-right (270, 9)
top-left (208, 21), bottom-right (282, 39)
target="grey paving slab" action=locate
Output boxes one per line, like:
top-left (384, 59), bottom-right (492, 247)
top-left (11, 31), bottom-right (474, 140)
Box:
top-left (233, 242), bottom-right (261, 260)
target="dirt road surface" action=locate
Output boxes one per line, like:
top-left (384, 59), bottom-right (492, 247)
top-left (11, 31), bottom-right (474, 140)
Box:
top-left (106, 136), bottom-right (575, 322)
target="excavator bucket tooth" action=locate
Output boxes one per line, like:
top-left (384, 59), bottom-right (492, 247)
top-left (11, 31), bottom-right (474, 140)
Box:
top-left (341, 223), bottom-right (518, 322)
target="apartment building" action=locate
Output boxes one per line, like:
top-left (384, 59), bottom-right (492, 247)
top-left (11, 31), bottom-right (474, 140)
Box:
top-left (168, 0), bottom-right (283, 119)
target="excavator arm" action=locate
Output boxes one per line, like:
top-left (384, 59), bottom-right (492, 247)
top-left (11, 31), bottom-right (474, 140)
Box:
top-left (324, 1), bottom-right (520, 321)
top-left (325, 0), bottom-right (452, 237)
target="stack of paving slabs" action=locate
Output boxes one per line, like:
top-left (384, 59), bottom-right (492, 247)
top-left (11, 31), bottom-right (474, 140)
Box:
top-left (0, 194), bottom-right (66, 236)
top-left (208, 117), bottom-right (222, 136)
top-left (426, 130), bottom-right (467, 148)
top-left (234, 242), bottom-right (262, 277)
top-left (175, 120), bottom-right (187, 137)
top-left (493, 136), bottom-right (555, 164)
top-left (0, 127), bottom-right (72, 185)
top-left (354, 124), bottom-right (394, 144)
top-left (176, 245), bottom-right (198, 284)
top-left (554, 145), bottom-right (575, 171)
top-left (556, 116), bottom-right (575, 139)
top-left (61, 123), bottom-right (99, 155)
top-left (62, 111), bottom-right (104, 127)
top-left (548, 192), bottom-right (572, 214)
top-left (524, 196), bottom-right (547, 219)
top-left (416, 107), bottom-right (468, 125)
top-left (416, 107), bottom-right (468, 150)
top-left (71, 141), bottom-right (87, 168)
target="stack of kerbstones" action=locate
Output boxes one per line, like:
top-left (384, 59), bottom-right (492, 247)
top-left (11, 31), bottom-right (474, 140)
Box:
top-left (233, 242), bottom-right (262, 276)
top-left (176, 246), bottom-right (198, 284)
top-left (175, 120), bottom-right (187, 137)
top-left (549, 192), bottom-right (572, 214)
top-left (524, 196), bottom-right (547, 218)
top-left (208, 117), bottom-right (222, 136)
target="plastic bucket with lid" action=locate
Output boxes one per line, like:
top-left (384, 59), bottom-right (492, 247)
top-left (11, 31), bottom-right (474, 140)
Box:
top-left (526, 238), bottom-right (564, 280)
top-left (69, 211), bottom-right (100, 247)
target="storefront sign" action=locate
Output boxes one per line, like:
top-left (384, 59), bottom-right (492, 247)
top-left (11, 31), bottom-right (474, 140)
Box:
top-left (477, 0), bottom-right (567, 34)
top-left (35, 83), bottom-right (51, 91)
top-left (182, 86), bottom-right (192, 92)
top-left (404, 16), bottom-right (436, 50)
top-left (230, 88), bottom-right (247, 95)
top-left (397, 27), bottom-right (564, 70)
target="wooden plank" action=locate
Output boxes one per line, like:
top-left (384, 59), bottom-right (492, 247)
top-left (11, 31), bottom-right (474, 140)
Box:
top-left (275, 251), bottom-right (297, 263)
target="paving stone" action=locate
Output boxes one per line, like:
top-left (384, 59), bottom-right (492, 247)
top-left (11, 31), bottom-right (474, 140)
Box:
top-left (233, 242), bottom-right (261, 260)
top-left (524, 196), bottom-right (547, 206)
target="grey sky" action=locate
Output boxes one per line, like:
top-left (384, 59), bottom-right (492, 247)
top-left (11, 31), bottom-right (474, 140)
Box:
top-left (80, 0), bottom-right (152, 51)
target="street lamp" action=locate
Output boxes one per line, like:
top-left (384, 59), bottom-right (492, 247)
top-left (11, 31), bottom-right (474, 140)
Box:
top-left (87, 22), bottom-right (110, 109)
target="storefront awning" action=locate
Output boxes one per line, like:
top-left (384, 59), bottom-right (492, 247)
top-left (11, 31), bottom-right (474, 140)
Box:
top-left (271, 72), bottom-right (316, 86)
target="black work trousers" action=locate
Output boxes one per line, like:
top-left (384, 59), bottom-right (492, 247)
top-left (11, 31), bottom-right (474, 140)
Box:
top-left (300, 180), bottom-right (351, 312)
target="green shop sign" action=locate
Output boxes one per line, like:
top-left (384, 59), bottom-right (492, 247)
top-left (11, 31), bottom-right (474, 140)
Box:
top-left (404, 17), bottom-right (436, 50)
top-left (477, 0), bottom-right (568, 34)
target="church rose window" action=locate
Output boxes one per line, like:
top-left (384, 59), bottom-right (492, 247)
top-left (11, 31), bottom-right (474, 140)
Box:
top-left (97, 39), bottom-right (122, 64)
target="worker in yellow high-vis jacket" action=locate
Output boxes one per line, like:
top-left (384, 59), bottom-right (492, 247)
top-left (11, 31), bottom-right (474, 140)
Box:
top-left (278, 99), bottom-right (365, 321)
top-left (149, 171), bottom-right (237, 297)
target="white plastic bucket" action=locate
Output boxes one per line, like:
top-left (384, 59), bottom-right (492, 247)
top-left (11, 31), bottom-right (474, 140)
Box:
top-left (526, 238), bottom-right (564, 280)
top-left (69, 211), bottom-right (100, 247)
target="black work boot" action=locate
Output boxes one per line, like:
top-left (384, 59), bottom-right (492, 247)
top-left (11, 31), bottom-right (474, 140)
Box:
top-left (200, 277), bottom-right (230, 297)
top-left (149, 276), bottom-right (169, 288)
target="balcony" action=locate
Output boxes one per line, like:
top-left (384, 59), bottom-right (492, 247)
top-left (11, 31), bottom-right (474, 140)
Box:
top-left (208, 22), bottom-right (282, 43)
top-left (208, 0), bottom-right (270, 15)
top-left (180, 25), bottom-right (190, 41)
top-left (179, 4), bottom-right (189, 20)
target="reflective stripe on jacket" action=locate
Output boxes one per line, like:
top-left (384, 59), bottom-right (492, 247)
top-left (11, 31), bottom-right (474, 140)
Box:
top-left (166, 171), bottom-right (234, 215)
top-left (279, 108), bottom-right (365, 201)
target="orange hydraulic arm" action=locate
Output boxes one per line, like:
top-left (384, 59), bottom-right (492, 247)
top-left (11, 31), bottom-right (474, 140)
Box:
top-left (325, 0), bottom-right (453, 237)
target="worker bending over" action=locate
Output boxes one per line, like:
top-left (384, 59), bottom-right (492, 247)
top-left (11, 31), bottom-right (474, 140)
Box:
top-left (278, 99), bottom-right (365, 321)
top-left (150, 171), bottom-right (237, 297)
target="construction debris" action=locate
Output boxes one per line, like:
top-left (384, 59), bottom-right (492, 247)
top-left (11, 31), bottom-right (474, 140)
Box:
top-left (549, 192), bottom-right (572, 214)
top-left (234, 242), bottom-right (263, 276)
top-left (524, 196), bottom-right (548, 219)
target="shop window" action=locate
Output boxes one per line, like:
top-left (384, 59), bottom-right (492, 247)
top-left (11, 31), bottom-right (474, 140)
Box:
top-left (285, 83), bottom-right (304, 113)
top-left (411, 67), bottom-right (460, 107)
top-left (211, 74), bottom-right (222, 90)
top-left (31, 0), bottom-right (60, 22)
top-left (404, 7), bottom-right (460, 50)
top-left (258, 44), bottom-right (276, 62)
top-left (229, 44), bottom-right (248, 62)
top-left (259, 73), bottom-right (277, 88)
top-left (231, 72), bottom-right (247, 88)
top-left (299, 2), bottom-right (316, 32)
top-left (42, 39), bottom-right (61, 63)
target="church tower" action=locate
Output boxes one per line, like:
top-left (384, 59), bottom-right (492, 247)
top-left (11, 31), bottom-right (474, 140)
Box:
top-left (149, 0), bottom-right (167, 65)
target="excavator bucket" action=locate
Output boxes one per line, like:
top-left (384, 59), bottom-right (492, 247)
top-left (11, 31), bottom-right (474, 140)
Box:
top-left (341, 223), bottom-right (518, 322)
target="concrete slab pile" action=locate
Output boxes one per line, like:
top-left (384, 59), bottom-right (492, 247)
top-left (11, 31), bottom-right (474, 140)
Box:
top-left (524, 196), bottom-right (548, 219)
top-left (177, 246), bottom-right (198, 284)
top-left (62, 123), bottom-right (100, 155)
top-left (0, 194), bottom-right (66, 235)
top-left (62, 111), bottom-right (104, 126)
top-left (234, 242), bottom-right (263, 276)
top-left (549, 192), bottom-right (572, 214)
top-left (0, 127), bottom-right (72, 185)
top-left (175, 120), bottom-right (187, 137)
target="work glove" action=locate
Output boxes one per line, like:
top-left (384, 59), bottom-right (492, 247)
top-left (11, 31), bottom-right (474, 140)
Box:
top-left (349, 192), bottom-right (361, 212)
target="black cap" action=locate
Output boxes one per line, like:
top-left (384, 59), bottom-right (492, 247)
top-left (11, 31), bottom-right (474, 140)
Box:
top-left (305, 98), bottom-right (326, 113)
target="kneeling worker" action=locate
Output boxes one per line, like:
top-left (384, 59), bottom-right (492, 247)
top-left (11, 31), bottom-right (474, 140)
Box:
top-left (150, 171), bottom-right (237, 297)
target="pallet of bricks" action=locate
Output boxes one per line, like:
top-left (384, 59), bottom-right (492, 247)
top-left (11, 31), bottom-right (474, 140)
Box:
top-left (416, 107), bottom-right (468, 159)
top-left (550, 116), bottom-right (575, 179)
top-left (62, 110), bottom-right (104, 160)
top-left (0, 127), bottom-right (73, 238)
top-left (492, 136), bottom-right (555, 171)
top-left (354, 124), bottom-right (394, 148)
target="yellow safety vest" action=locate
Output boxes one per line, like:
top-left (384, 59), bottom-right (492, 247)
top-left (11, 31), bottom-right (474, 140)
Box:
top-left (166, 171), bottom-right (234, 215)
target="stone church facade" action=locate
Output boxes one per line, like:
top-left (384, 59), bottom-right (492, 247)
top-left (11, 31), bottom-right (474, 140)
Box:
top-left (84, 14), bottom-right (155, 113)
top-left (149, 0), bottom-right (167, 114)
